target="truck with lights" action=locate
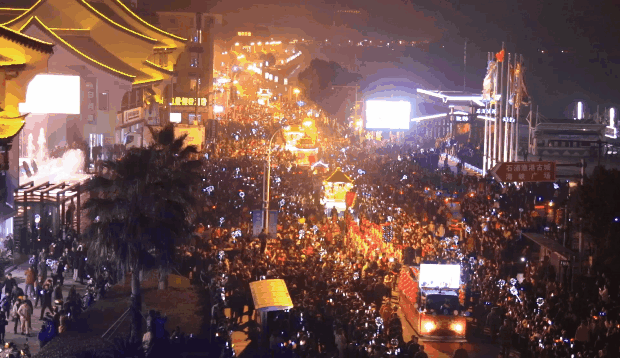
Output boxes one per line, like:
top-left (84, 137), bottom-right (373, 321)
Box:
top-left (398, 264), bottom-right (468, 340)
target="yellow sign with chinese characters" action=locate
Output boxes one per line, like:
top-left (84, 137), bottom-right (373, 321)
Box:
top-left (172, 97), bottom-right (208, 106)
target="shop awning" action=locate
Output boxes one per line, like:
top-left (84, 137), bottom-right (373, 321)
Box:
top-left (249, 279), bottom-right (293, 312)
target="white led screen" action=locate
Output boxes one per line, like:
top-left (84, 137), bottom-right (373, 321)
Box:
top-left (419, 264), bottom-right (460, 289)
top-left (170, 113), bottom-right (182, 123)
top-left (20, 75), bottom-right (81, 114)
top-left (365, 100), bottom-right (411, 130)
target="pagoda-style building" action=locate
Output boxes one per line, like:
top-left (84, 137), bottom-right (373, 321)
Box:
top-left (0, 0), bottom-right (219, 243)
top-left (0, 0), bottom-right (212, 152)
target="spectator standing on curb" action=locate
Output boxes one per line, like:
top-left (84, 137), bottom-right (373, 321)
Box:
top-left (0, 312), bottom-right (6, 344)
top-left (2, 273), bottom-right (16, 297)
top-left (33, 277), bottom-right (43, 308)
top-left (498, 319), bottom-right (512, 358)
top-left (452, 343), bottom-right (469, 358)
top-left (18, 296), bottom-right (32, 336)
top-left (38, 256), bottom-right (47, 284)
top-left (24, 266), bottom-right (36, 299)
top-left (10, 298), bottom-right (21, 334)
top-left (39, 284), bottom-right (53, 320)
top-left (414, 345), bottom-right (428, 358)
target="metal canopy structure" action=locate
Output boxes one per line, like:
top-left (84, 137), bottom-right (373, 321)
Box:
top-left (14, 177), bottom-right (88, 234)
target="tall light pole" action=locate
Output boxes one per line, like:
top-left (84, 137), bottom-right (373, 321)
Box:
top-left (263, 128), bottom-right (283, 234)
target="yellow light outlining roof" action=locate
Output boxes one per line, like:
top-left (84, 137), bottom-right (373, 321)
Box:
top-left (133, 77), bottom-right (163, 85)
top-left (31, 17), bottom-right (136, 80)
top-left (79, 0), bottom-right (158, 43)
top-left (0, 8), bottom-right (29, 11)
top-left (0, 116), bottom-right (25, 139)
top-left (1, 0), bottom-right (42, 26)
top-left (0, 22), bottom-right (52, 45)
top-left (49, 28), bottom-right (91, 31)
top-left (144, 60), bottom-right (173, 73)
top-left (153, 45), bottom-right (176, 50)
top-left (115, 0), bottom-right (187, 41)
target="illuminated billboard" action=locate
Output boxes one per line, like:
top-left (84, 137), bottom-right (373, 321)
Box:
top-left (419, 264), bottom-right (460, 289)
top-left (20, 75), bottom-right (81, 114)
top-left (365, 100), bottom-right (411, 130)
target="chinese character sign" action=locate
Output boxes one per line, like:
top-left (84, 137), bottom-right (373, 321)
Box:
top-left (172, 97), bottom-right (208, 106)
top-left (83, 78), bottom-right (97, 124)
top-left (491, 161), bottom-right (556, 183)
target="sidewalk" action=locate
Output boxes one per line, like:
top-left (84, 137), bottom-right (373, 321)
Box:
top-left (3, 258), bottom-right (89, 355)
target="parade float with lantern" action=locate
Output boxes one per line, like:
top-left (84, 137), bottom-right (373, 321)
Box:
top-left (321, 167), bottom-right (354, 214)
top-left (283, 119), bottom-right (319, 166)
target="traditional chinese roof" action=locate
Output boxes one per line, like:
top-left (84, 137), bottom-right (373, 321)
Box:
top-left (21, 17), bottom-right (164, 85)
top-left (0, 53), bottom-right (26, 67)
top-left (0, 0), bottom-right (44, 27)
top-left (0, 23), bottom-right (53, 53)
top-left (0, 8), bottom-right (28, 24)
top-left (325, 167), bottom-right (353, 183)
top-left (78, 0), bottom-right (158, 43)
top-left (0, 115), bottom-right (26, 140)
top-left (113, 0), bottom-right (186, 41)
top-left (59, 32), bottom-right (152, 81)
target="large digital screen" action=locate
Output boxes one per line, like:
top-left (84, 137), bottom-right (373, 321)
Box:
top-left (365, 100), bottom-right (411, 130)
top-left (20, 75), bottom-right (81, 114)
top-left (419, 264), bottom-right (460, 289)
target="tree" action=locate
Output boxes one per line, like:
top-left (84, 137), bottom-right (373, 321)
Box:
top-left (83, 125), bottom-right (201, 343)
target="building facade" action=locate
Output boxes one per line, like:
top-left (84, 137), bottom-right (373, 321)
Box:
top-left (156, 11), bottom-right (221, 143)
top-left (2, 0), bottom-right (188, 156)
top-left (0, 24), bottom-right (54, 238)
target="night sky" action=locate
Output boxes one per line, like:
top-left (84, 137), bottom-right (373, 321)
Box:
top-left (3, 0), bottom-right (618, 118)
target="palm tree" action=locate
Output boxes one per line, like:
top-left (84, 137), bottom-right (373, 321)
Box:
top-left (148, 124), bottom-right (202, 290)
top-left (83, 124), bottom-right (201, 343)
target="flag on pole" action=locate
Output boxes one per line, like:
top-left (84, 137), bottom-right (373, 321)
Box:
top-left (508, 63), bottom-right (516, 106)
top-left (512, 62), bottom-right (530, 107)
top-left (482, 60), bottom-right (498, 103)
top-left (495, 49), bottom-right (505, 62)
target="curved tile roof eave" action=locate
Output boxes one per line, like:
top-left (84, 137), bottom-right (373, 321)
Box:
top-left (144, 60), bottom-right (174, 75)
top-left (0, 0), bottom-right (44, 27)
top-left (24, 17), bottom-right (136, 81)
top-left (114, 0), bottom-right (187, 42)
top-left (78, 0), bottom-right (158, 43)
top-left (0, 24), bottom-right (53, 53)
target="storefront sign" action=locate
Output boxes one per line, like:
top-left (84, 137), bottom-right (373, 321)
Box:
top-left (476, 108), bottom-right (497, 115)
top-left (171, 97), bottom-right (208, 106)
top-left (83, 78), bottom-right (97, 124)
top-left (123, 107), bottom-right (142, 124)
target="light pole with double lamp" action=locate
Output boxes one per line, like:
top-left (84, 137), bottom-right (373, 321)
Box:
top-left (263, 128), bottom-right (284, 234)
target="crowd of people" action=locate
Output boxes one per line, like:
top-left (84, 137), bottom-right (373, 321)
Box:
top-left (0, 95), bottom-right (615, 358)
top-left (181, 107), bottom-right (619, 358)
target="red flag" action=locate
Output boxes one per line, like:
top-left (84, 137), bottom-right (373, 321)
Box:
top-left (495, 49), bottom-right (505, 62)
top-left (345, 191), bottom-right (356, 207)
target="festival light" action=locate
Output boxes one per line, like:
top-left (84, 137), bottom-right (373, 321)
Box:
top-left (423, 321), bottom-right (436, 332)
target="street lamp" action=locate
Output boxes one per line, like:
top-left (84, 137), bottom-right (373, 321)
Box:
top-left (263, 128), bottom-right (284, 234)
top-left (293, 88), bottom-right (300, 102)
